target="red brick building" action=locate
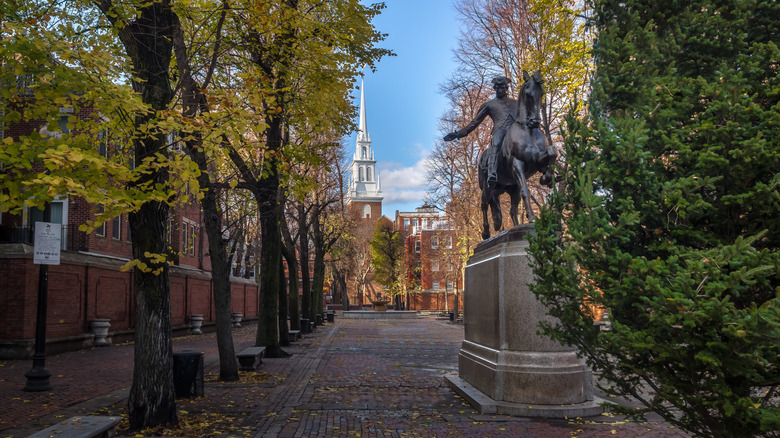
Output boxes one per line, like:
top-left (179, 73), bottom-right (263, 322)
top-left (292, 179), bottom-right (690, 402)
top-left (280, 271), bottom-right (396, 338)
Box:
top-left (0, 100), bottom-right (258, 359)
top-left (394, 205), bottom-right (463, 312)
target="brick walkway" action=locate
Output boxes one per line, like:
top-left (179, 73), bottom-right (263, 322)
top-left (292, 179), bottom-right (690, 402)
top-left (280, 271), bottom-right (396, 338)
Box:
top-left (0, 316), bottom-right (689, 437)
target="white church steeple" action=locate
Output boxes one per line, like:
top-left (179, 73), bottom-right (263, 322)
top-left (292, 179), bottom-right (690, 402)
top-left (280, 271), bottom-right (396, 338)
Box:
top-left (357, 78), bottom-right (370, 144)
top-left (347, 78), bottom-right (383, 220)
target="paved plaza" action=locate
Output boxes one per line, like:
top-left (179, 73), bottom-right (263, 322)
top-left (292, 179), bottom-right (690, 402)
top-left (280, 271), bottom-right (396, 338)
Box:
top-left (1, 315), bottom-right (688, 437)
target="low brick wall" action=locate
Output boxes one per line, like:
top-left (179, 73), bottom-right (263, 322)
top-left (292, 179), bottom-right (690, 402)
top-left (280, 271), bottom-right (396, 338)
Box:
top-left (0, 243), bottom-right (259, 359)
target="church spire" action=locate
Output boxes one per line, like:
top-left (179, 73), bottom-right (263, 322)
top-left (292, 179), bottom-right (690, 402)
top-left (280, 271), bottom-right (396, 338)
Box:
top-left (357, 77), bottom-right (370, 144)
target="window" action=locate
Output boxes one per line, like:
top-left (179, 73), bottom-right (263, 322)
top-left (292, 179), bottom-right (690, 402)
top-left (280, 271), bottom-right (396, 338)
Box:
top-left (127, 217), bottom-right (132, 242)
top-left (414, 240), bottom-right (420, 253)
top-left (431, 236), bottom-right (439, 249)
top-left (362, 146), bottom-right (367, 158)
top-left (190, 225), bottom-right (196, 255)
top-left (367, 167), bottom-right (372, 181)
top-left (358, 167), bottom-right (364, 181)
top-left (112, 214), bottom-right (121, 240)
top-left (432, 281), bottom-right (440, 290)
top-left (432, 260), bottom-right (439, 272)
top-left (446, 235), bottom-right (453, 249)
top-left (98, 130), bottom-right (107, 158)
top-left (95, 206), bottom-right (105, 237)
top-left (182, 221), bottom-right (188, 253)
top-left (447, 281), bottom-right (454, 291)
top-left (362, 204), bottom-right (371, 219)
top-left (404, 219), bottom-right (410, 230)
top-left (448, 262), bottom-right (454, 272)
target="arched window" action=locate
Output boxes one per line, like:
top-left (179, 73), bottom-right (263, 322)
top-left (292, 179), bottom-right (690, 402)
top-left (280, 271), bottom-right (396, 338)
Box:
top-left (363, 204), bottom-right (371, 218)
top-left (358, 167), bottom-right (364, 181)
top-left (367, 167), bottom-right (373, 181)
top-left (362, 146), bottom-right (367, 158)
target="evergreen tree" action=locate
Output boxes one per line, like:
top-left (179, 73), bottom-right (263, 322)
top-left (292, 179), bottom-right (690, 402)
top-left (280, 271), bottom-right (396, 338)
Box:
top-left (530, 0), bottom-right (780, 436)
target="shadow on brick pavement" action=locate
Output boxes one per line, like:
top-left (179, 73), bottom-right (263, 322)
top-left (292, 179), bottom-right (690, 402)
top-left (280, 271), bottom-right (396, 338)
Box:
top-left (1, 315), bottom-right (689, 437)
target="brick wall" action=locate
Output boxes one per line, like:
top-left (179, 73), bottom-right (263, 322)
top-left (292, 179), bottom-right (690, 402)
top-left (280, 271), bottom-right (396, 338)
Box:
top-left (0, 247), bottom-right (259, 357)
top-left (408, 291), bottom-right (462, 312)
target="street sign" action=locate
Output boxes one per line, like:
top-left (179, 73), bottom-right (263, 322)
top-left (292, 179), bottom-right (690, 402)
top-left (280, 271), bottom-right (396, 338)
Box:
top-left (33, 221), bottom-right (61, 265)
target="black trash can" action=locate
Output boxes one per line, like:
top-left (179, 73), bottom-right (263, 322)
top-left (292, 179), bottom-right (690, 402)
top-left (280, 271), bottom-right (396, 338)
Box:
top-left (300, 318), bottom-right (311, 334)
top-left (315, 314), bottom-right (323, 326)
top-left (172, 350), bottom-right (204, 398)
top-left (326, 312), bottom-right (335, 323)
top-left (449, 312), bottom-right (455, 322)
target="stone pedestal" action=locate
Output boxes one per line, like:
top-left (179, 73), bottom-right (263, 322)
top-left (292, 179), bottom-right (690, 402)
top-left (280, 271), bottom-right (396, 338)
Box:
top-left (446, 224), bottom-right (603, 418)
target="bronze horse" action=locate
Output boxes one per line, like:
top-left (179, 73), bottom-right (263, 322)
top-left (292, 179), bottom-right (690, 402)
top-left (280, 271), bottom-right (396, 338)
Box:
top-left (478, 70), bottom-right (557, 240)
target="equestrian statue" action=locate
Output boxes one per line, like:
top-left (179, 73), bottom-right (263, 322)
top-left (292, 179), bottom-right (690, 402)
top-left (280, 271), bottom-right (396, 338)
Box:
top-left (444, 71), bottom-right (558, 240)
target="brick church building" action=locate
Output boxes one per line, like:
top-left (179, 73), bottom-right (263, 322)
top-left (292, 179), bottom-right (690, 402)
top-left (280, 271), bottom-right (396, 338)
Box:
top-left (339, 79), bottom-right (462, 312)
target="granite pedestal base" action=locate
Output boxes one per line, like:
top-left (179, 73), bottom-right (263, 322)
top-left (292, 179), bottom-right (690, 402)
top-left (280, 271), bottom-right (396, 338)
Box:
top-left (449, 224), bottom-right (603, 418)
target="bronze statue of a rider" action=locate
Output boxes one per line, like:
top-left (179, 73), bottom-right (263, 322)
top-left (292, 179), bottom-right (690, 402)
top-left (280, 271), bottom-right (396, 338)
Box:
top-left (444, 76), bottom-right (515, 189)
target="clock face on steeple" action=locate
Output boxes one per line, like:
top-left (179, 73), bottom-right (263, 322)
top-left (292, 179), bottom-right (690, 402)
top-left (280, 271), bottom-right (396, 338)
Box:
top-left (348, 78), bottom-right (382, 219)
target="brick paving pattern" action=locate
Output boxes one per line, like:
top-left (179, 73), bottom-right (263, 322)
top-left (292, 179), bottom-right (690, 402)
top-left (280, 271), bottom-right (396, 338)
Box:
top-left (0, 316), bottom-right (689, 437)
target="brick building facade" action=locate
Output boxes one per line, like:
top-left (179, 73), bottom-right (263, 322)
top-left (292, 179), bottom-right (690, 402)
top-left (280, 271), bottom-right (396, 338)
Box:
top-left (0, 97), bottom-right (258, 359)
top-left (394, 205), bottom-right (463, 312)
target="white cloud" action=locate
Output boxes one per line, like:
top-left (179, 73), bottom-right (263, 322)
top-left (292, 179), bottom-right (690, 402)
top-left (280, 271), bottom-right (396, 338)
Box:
top-left (377, 152), bottom-right (435, 212)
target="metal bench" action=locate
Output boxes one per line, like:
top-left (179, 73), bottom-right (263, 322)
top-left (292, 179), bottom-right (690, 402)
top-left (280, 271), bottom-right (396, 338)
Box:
top-left (237, 346), bottom-right (266, 371)
top-left (29, 416), bottom-right (121, 438)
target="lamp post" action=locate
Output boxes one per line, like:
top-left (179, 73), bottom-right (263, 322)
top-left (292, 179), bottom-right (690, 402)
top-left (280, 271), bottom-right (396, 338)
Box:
top-left (24, 202), bottom-right (52, 391)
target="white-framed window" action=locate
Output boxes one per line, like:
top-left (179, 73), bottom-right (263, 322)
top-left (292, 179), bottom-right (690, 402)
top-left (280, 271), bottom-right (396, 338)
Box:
top-left (362, 204), bottom-right (371, 219)
top-left (414, 240), bottom-right (420, 253)
top-left (95, 205), bottom-right (105, 237)
top-left (432, 260), bottom-right (439, 272)
top-left (432, 281), bottom-right (440, 290)
top-left (404, 218), bottom-right (410, 230)
top-left (431, 236), bottom-right (439, 249)
top-left (181, 220), bottom-right (189, 253)
top-left (447, 281), bottom-right (454, 291)
top-left (359, 167), bottom-right (364, 181)
top-left (112, 214), bottom-right (121, 240)
top-left (181, 219), bottom-right (198, 256)
top-left (446, 235), bottom-right (453, 248)
top-left (448, 262), bottom-right (454, 272)
top-left (367, 167), bottom-right (373, 181)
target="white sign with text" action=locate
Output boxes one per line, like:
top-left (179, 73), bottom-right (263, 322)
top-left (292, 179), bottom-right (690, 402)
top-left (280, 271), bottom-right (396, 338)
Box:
top-left (33, 221), bottom-right (61, 265)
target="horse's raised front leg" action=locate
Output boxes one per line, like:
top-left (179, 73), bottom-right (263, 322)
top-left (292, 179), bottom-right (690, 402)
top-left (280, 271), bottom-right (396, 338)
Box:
top-left (511, 158), bottom-right (536, 222)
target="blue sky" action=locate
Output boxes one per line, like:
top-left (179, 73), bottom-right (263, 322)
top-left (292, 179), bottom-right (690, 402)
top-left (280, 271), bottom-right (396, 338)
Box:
top-left (347, 1), bottom-right (461, 218)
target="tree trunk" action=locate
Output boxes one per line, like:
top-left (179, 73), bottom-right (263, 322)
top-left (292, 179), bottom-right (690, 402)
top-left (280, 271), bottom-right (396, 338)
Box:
top-left (171, 13), bottom-right (239, 382)
top-left (278, 261), bottom-right (290, 346)
top-left (253, 114), bottom-right (287, 358)
top-left (311, 211), bottom-right (326, 318)
top-left (280, 213), bottom-right (301, 331)
top-left (339, 273), bottom-right (349, 310)
top-left (200, 179), bottom-right (238, 381)
top-left (128, 203), bottom-right (176, 430)
top-left (107, 0), bottom-right (178, 429)
top-left (298, 204), bottom-right (312, 322)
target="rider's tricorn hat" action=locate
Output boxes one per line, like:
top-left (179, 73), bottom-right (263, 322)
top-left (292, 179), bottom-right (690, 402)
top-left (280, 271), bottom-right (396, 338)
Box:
top-left (491, 76), bottom-right (511, 88)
